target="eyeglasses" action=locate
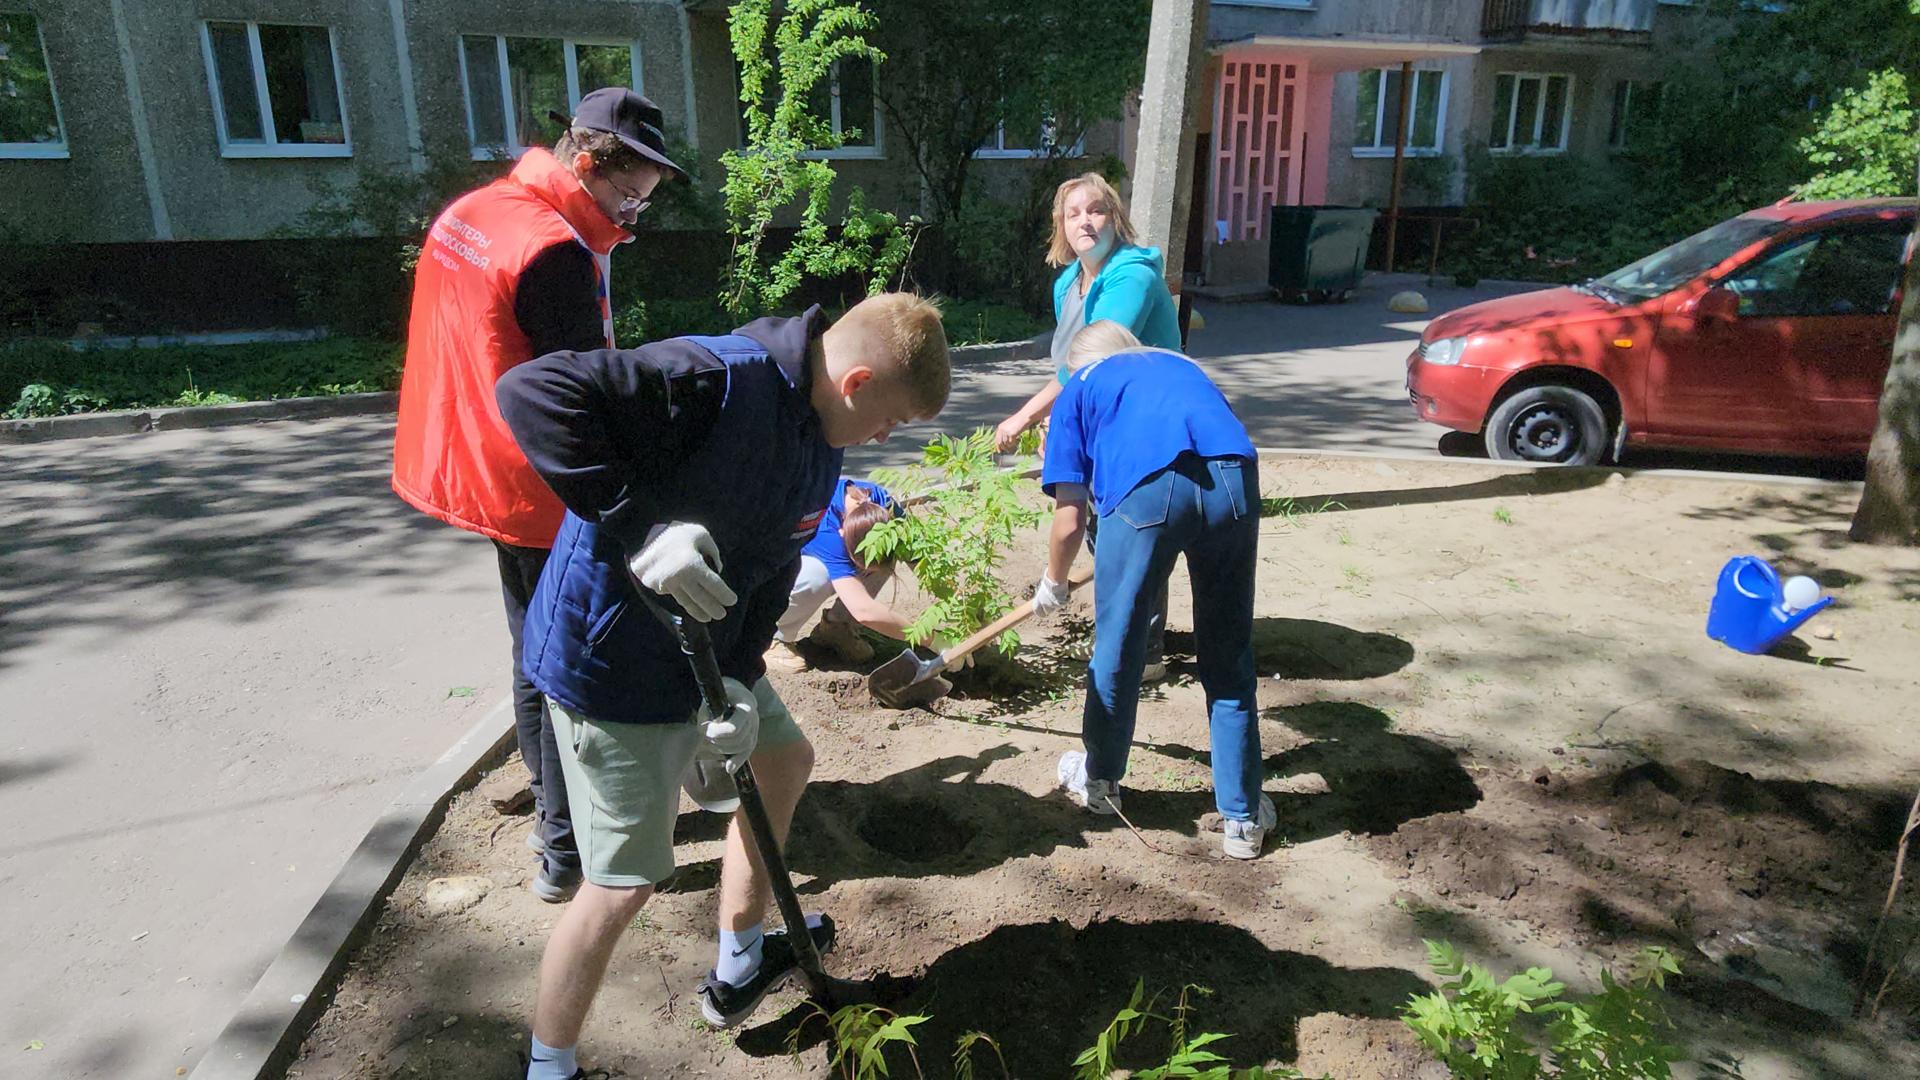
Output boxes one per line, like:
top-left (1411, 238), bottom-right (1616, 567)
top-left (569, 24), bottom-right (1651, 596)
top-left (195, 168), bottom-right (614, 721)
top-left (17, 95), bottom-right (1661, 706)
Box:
top-left (603, 174), bottom-right (652, 217)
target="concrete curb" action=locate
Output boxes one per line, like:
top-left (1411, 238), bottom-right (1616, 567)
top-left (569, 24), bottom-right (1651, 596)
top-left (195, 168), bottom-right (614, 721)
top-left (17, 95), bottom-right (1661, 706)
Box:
top-left (0, 392), bottom-right (398, 445)
top-left (949, 333), bottom-right (1047, 367)
top-left (189, 699), bottom-right (516, 1080)
top-left (1, 331), bottom-right (1046, 447)
top-left (1252, 445), bottom-right (1865, 491)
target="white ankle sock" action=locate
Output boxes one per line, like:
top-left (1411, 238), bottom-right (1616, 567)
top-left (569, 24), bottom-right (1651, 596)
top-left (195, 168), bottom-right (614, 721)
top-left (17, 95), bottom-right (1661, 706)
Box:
top-left (527, 1034), bottom-right (576, 1080)
top-left (716, 923), bottom-right (765, 987)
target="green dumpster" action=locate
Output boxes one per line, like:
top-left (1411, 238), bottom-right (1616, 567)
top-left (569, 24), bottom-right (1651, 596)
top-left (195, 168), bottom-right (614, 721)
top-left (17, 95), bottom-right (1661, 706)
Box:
top-left (1267, 205), bottom-right (1379, 303)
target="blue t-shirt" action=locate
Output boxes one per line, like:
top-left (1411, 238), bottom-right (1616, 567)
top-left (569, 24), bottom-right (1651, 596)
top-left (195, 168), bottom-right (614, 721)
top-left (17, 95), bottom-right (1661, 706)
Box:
top-left (801, 478), bottom-right (897, 580)
top-left (1041, 350), bottom-right (1255, 516)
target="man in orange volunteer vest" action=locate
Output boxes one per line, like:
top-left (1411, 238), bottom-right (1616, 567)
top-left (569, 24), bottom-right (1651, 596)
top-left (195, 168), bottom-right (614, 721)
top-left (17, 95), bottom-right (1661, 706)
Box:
top-left (392, 88), bottom-right (687, 905)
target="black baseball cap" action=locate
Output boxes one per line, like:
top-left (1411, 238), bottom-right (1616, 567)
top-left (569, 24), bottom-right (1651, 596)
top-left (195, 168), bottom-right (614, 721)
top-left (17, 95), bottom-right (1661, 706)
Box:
top-left (550, 87), bottom-right (687, 181)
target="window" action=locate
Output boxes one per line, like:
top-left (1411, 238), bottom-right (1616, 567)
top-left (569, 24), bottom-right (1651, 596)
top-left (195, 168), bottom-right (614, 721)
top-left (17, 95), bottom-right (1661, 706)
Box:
top-left (1353, 68), bottom-right (1447, 156)
top-left (1722, 225), bottom-right (1908, 318)
top-left (734, 56), bottom-right (881, 158)
top-left (801, 58), bottom-right (880, 158)
top-left (459, 36), bottom-right (643, 159)
top-left (975, 115), bottom-right (1083, 159)
top-left (1490, 72), bottom-right (1571, 153)
top-left (0, 13), bottom-right (65, 157)
top-left (199, 21), bottom-right (350, 157)
top-left (1608, 80), bottom-right (1660, 150)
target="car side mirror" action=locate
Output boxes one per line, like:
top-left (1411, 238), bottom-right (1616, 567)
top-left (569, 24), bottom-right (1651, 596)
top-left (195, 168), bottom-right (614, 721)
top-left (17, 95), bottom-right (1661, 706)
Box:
top-left (1693, 287), bottom-right (1740, 322)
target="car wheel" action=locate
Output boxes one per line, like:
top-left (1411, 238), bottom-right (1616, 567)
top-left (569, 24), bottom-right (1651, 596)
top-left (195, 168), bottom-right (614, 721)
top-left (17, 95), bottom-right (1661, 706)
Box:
top-left (1483, 385), bottom-right (1608, 466)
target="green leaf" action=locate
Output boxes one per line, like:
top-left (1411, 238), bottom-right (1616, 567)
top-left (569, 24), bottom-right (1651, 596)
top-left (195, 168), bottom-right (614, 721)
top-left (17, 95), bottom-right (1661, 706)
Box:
top-left (445, 685), bottom-right (476, 699)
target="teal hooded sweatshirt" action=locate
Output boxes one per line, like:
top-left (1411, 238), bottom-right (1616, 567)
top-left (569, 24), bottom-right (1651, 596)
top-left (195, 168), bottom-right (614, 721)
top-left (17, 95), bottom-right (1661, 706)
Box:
top-left (1052, 243), bottom-right (1182, 383)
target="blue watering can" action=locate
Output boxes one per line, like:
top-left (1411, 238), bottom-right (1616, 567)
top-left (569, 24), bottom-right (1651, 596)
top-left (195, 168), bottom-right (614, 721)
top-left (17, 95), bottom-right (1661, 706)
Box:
top-left (1706, 555), bottom-right (1832, 655)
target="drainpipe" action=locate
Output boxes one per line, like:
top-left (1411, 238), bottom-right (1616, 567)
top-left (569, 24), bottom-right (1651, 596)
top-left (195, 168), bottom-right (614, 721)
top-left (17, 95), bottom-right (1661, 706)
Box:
top-left (1384, 59), bottom-right (1413, 273)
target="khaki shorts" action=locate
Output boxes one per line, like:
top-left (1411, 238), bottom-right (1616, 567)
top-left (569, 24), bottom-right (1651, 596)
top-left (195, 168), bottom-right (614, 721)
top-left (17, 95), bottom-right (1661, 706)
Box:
top-left (548, 677), bottom-right (806, 888)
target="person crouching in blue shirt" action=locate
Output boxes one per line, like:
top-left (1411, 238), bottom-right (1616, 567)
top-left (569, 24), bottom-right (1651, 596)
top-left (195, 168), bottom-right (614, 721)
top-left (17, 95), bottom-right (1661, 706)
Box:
top-left (764, 478), bottom-right (973, 675)
top-left (1032, 321), bottom-right (1275, 860)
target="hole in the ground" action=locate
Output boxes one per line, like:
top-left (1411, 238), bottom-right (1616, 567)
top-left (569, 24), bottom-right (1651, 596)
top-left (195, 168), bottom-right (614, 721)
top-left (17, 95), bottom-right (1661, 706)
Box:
top-left (857, 793), bottom-right (977, 862)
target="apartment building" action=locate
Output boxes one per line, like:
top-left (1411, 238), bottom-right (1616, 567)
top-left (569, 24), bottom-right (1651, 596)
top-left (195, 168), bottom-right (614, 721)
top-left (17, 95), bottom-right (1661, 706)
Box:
top-left (0, 0), bottom-right (1104, 244)
top-left (1195, 0), bottom-right (1692, 282)
top-left (0, 1), bottom-right (1698, 255)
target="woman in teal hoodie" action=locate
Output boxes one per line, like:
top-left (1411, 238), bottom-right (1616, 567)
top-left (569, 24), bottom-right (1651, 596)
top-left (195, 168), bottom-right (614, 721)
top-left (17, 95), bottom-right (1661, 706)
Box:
top-left (995, 172), bottom-right (1182, 453)
top-left (996, 172), bottom-right (1182, 679)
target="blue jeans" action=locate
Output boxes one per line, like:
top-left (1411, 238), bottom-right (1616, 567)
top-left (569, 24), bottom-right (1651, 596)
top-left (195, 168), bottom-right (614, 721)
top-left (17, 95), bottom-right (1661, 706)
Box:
top-left (1084, 454), bottom-right (1261, 820)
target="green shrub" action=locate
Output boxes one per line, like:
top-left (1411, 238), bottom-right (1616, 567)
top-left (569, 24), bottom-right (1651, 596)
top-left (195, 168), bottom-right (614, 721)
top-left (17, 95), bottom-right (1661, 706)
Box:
top-left (1403, 941), bottom-right (1683, 1080)
top-left (0, 338), bottom-right (402, 418)
top-left (862, 428), bottom-right (1046, 653)
top-left (941, 299), bottom-right (1047, 346)
top-left (611, 296), bottom-right (739, 345)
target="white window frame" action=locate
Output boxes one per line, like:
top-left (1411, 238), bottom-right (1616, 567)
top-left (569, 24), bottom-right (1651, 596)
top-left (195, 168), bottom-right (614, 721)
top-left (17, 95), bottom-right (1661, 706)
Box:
top-left (1608, 79), bottom-right (1656, 151)
top-left (1490, 71), bottom-right (1573, 155)
top-left (458, 35), bottom-right (646, 161)
top-left (198, 21), bottom-right (352, 159)
top-left (0, 15), bottom-right (69, 159)
top-left (1351, 68), bottom-right (1449, 159)
top-left (974, 117), bottom-right (1085, 160)
top-left (799, 58), bottom-right (883, 161)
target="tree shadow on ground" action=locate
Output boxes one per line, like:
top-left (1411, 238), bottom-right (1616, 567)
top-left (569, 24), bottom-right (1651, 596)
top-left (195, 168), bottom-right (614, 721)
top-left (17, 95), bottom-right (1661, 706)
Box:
top-left (1152, 701), bottom-right (1482, 843)
top-left (1167, 617), bottom-right (1415, 682)
top-left (0, 416), bottom-right (468, 672)
top-left (738, 918), bottom-right (1432, 1078)
top-left (664, 697), bottom-right (1478, 895)
top-left (1268, 466), bottom-right (1611, 516)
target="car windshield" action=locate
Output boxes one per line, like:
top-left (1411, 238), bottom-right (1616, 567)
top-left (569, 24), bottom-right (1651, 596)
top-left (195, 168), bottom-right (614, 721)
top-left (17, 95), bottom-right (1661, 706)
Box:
top-left (1594, 215), bottom-right (1792, 299)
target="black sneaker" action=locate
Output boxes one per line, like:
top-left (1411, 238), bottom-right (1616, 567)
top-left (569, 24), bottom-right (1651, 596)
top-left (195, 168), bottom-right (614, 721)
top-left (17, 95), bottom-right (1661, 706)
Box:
top-left (696, 916), bottom-right (838, 1029)
top-left (516, 1049), bottom-right (610, 1079)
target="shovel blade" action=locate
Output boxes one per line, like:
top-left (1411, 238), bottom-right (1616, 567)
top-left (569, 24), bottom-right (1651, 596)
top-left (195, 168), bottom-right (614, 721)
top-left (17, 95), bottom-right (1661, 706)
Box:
top-left (868, 647), bottom-right (947, 709)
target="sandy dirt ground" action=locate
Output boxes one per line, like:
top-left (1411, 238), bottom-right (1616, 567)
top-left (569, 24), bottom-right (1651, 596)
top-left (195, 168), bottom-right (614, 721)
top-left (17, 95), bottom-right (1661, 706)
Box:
top-left (289, 455), bottom-right (1920, 1079)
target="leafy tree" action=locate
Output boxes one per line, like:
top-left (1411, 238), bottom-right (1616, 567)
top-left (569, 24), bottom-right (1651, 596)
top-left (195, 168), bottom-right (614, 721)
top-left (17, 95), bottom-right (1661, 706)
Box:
top-left (721, 0), bottom-right (913, 318)
top-left (864, 0), bottom-right (1151, 231)
top-left (1799, 69), bottom-right (1917, 199)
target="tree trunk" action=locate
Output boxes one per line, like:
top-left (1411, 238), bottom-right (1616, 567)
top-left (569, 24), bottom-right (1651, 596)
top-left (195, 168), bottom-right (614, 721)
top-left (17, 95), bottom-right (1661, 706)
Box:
top-left (1849, 165), bottom-right (1920, 544)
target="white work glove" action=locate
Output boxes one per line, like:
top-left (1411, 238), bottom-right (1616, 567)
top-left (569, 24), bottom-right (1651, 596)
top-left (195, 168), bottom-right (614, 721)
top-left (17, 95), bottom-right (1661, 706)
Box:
top-left (628, 522), bottom-right (737, 622)
top-left (930, 635), bottom-right (974, 672)
top-left (1034, 574), bottom-right (1070, 617)
top-left (697, 677), bottom-right (761, 769)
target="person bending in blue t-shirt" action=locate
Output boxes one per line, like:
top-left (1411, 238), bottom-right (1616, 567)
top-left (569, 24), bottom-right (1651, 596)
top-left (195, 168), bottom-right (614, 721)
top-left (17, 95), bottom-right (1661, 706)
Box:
top-left (765, 478), bottom-right (971, 674)
top-left (1032, 321), bottom-right (1275, 860)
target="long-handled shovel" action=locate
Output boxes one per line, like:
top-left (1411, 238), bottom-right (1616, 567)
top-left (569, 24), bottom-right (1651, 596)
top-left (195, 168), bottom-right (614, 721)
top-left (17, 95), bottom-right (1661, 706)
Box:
top-left (644, 597), bottom-right (872, 1010)
top-left (868, 564), bottom-right (1093, 709)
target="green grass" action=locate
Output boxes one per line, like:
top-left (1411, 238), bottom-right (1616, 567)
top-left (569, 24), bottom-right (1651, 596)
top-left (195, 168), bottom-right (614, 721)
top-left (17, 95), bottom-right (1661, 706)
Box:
top-left (939, 298), bottom-right (1047, 347)
top-left (1, 337), bottom-right (403, 419)
top-left (1261, 496), bottom-right (1346, 525)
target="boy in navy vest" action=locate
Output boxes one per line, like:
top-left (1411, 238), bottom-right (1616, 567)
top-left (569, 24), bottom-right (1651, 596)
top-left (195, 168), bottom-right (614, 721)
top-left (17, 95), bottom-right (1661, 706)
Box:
top-left (496, 294), bottom-right (951, 1080)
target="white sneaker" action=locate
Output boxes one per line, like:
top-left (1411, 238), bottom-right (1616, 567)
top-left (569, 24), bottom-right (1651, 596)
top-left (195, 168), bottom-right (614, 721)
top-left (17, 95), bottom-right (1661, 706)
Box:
top-left (1141, 661), bottom-right (1168, 684)
top-left (1057, 751), bottom-right (1122, 815)
top-left (1222, 794), bottom-right (1278, 860)
top-left (764, 641), bottom-right (809, 675)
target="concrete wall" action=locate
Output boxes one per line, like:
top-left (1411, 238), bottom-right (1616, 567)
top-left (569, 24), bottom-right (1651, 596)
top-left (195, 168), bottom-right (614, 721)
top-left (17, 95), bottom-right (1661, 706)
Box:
top-left (0, 0), bottom-right (691, 243)
top-left (1208, 0), bottom-right (1480, 47)
top-left (1323, 54), bottom-right (1482, 207)
top-left (0, 0), bottom-right (165, 243)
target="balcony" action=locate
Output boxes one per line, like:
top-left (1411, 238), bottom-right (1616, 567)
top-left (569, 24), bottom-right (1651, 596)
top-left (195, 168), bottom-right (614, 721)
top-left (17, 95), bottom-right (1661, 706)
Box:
top-left (1482, 0), bottom-right (1655, 43)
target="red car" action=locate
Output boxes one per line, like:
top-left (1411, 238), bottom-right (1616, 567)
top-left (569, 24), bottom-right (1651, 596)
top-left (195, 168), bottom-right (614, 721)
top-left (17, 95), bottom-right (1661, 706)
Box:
top-left (1408, 198), bottom-right (1914, 465)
